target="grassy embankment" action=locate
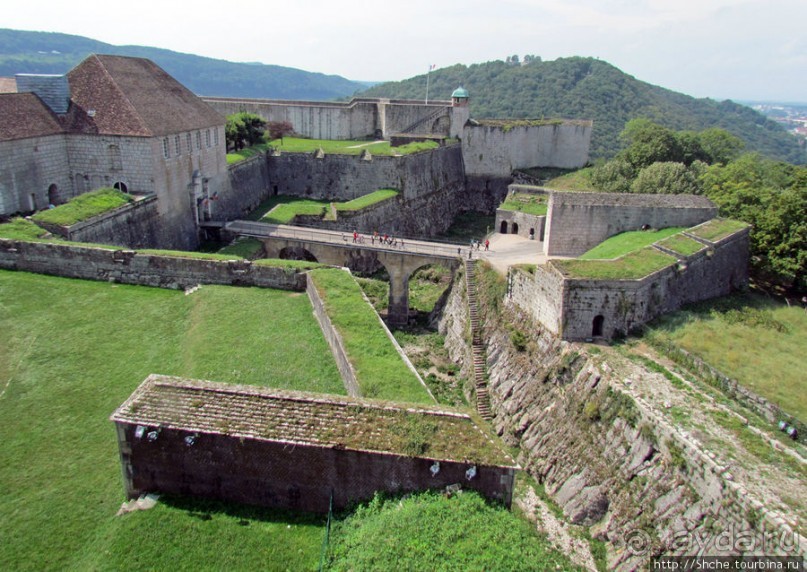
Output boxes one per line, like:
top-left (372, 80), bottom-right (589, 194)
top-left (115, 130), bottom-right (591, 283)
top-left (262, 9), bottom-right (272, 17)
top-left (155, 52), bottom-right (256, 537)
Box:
top-left (227, 137), bottom-right (451, 164)
top-left (0, 270), bottom-right (344, 570)
top-left (498, 192), bottom-right (548, 216)
top-left (555, 219), bottom-right (747, 280)
top-left (31, 187), bottom-right (133, 227)
top-left (645, 291), bottom-right (807, 421)
top-left (255, 190), bottom-right (399, 224)
top-left (326, 491), bottom-right (583, 571)
top-left (309, 268), bottom-right (431, 404)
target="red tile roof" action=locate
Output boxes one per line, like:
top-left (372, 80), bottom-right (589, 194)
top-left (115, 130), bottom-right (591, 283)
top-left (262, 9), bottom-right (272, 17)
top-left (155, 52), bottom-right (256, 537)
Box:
top-left (66, 55), bottom-right (225, 137)
top-left (0, 93), bottom-right (63, 142)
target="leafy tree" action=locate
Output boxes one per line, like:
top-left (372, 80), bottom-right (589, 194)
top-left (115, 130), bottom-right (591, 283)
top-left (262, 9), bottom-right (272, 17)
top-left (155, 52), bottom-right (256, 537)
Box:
top-left (619, 119), bottom-right (683, 169)
top-left (225, 112), bottom-right (266, 151)
top-left (225, 114), bottom-right (247, 151)
top-left (701, 154), bottom-right (806, 290)
top-left (267, 120), bottom-right (294, 142)
top-left (591, 159), bottom-right (635, 193)
top-left (630, 161), bottom-right (701, 194)
top-left (698, 128), bottom-right (745, 165)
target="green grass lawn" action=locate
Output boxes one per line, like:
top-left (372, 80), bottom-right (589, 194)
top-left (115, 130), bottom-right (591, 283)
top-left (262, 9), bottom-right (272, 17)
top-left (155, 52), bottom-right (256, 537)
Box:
top-left (0, 217), bottom-right (50, 240)
top-left (326, 491), bottom-right (582, 571)
top-left (688, 218), bottom-right (750, 242)
top-left (646, 292), bottom-right (807, 420)
top-left (0, 270), bottom-right (342, 570)
top-left (31, 188), bottom-right (133, 227)
top-left (543, 167), bottom-right (596, 191)
top-left (309, 269), bottom-right (432, 404)
top-left (269, 137), bottom-right (440, 156)
top-left (499, 193), bottom-right (548, 216)
top-left (657, 233), bottom-right (706, 256)
top-left (578, 227), bottom-right (686, 260)
top-left (255, 191), bottom-right (399, 224)
top-left (555, 247), bottom-right (677, 280)
top-left (226, 142), bottom-right (272, 164)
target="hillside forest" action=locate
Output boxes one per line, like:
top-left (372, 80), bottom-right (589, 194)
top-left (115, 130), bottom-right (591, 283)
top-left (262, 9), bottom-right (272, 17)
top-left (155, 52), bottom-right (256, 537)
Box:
top-left (360, 56), bottom-right (805, 165)
top-left (576, 119), bottom-right (806, 292)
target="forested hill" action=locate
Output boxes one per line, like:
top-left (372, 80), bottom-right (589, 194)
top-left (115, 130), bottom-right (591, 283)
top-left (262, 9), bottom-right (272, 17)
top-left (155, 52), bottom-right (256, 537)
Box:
top-left (360, 57), bottom-right (804, 164)
top-left (0, 29), bottom-right (366, 101)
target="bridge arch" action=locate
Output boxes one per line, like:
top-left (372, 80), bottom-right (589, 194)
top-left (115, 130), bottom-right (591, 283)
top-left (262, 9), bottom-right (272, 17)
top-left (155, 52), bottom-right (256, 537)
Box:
top-left (254, 229), bottom-right (459, 326)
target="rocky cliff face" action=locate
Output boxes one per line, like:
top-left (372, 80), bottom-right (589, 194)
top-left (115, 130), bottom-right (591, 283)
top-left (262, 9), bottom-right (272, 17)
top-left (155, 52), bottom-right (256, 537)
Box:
top-left (438, 265), bottom-right (805, 570)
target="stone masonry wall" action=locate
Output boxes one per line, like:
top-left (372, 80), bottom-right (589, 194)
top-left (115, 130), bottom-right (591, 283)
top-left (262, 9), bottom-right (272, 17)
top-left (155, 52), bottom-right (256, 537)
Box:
top-left (543, 191), bottom-right (718, 257)
top-left (507, 265), bottom-right (565, 336)
top-left (509, 226), bottom-right (749, 341)
top-left (115, 420), bottom-right (515, 514)
top-left (495, 209), bottom-right (546, 239)
top-left (0, 239), bottom-right (306, 291)
top-left (266, 144), bottom-right (465, 203)
top-left (462, 122), bottom-right (592, 177)
top-left (203, 97), bottom-right (453, 140)
top-left (560, 227), bottom-right (750, 340)
top-left (0, 134), bottom-right (71, 214)
top-left (39, 195), bottom-right (163, 249)
top-left (438, 269), bottom-right (803, 571)
top-left (306, 275), bottom-right (361, 397)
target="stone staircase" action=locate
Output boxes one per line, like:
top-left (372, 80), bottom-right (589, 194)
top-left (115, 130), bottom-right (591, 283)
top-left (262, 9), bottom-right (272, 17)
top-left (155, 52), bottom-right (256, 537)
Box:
top-left (465, 260), bottom-right (493, 421)
top-left (399, 107), bottom-right (447, 134)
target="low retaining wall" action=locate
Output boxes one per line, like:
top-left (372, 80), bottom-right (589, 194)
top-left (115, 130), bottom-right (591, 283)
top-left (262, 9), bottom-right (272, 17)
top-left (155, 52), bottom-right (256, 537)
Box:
top-left (306, 273), bottom-right (361, 397)
top-left (35, 195), bottom-right (162, 249)
top-left (0, 239), bottom-right (306, 291)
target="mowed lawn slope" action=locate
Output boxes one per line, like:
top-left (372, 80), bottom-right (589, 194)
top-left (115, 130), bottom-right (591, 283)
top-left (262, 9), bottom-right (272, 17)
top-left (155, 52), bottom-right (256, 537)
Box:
top-left (0, 271), bottom-right (342, 570)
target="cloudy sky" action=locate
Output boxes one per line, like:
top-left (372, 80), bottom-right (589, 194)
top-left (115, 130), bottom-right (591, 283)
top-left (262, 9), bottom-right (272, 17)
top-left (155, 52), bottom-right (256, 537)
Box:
top-left (5, 0), bottom-right (806, 102)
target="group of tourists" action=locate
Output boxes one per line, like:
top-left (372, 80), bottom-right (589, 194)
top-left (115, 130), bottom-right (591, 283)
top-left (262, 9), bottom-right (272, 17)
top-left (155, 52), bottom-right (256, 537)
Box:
top-left (345, 230), bottom-right (404, 249)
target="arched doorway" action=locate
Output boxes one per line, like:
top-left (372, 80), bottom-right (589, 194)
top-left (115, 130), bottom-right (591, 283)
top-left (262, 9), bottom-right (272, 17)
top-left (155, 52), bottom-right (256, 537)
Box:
top-left (512, 222), bottom-right (519, 235)
top-left (47, 184), bottom-right (59, 206)
top-left (500, 221), bottom-right (508, 234)
top-left (113, 181), bottom-right (128, 193)
top-left (592, 315), bottom-right (605, 337)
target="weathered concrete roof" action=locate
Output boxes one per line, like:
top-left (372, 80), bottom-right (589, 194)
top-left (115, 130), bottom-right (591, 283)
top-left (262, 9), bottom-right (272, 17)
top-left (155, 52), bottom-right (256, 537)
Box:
top-left (66, 54), bottom-right (225, 137)
top-left (0, 93), bottom-right (63, 142)
top-left (111, 375), bottom-right (517, 467)
top-left (550, 191), bottom-right (715, 209)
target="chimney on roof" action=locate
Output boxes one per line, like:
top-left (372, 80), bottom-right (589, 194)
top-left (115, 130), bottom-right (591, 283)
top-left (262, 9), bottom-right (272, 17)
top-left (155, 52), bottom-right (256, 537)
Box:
top-left (15, 74), bottom-right (70, 115)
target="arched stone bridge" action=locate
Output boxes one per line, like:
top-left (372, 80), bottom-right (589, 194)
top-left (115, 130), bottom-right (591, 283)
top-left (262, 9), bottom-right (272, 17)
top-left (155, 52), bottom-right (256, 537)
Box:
top-left (225, 221), bottom-right (462, 325)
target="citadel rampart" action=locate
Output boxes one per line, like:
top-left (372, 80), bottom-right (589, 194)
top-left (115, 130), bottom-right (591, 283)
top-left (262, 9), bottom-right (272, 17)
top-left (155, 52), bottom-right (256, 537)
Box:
top-left (543, 191), bottom-right (718, 257)
top-left (0, 239), bottom-right (306, 291)
top-left (509, 223), bottom-right (750, 340)
top-left (111, 375), bottom-right (518, 513)
top-left (462, 121), bottom-right (593, 176)
top-left (439, 264), bottom-right (803, 571)
top-left (203, 97), bottom-right (456, 140)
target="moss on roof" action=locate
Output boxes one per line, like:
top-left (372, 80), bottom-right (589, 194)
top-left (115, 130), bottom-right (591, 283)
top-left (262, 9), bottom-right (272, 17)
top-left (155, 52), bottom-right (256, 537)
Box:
top-left (112, 375), bottom-right (516, 467)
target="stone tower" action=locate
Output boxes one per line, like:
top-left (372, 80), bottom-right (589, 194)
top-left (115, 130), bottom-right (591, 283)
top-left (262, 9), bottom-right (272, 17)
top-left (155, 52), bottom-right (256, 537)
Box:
top-left (450, 86), bottom-right (471, 139)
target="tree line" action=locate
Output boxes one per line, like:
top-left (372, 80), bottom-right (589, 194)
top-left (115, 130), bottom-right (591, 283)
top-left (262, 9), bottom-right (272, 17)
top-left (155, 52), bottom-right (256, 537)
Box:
top-left (590, 120), bottom-right (806, 292)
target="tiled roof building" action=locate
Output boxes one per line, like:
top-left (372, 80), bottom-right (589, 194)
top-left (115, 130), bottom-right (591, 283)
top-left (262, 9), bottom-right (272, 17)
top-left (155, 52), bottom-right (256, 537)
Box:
top-left (0, 55), bottom-right (227, 249)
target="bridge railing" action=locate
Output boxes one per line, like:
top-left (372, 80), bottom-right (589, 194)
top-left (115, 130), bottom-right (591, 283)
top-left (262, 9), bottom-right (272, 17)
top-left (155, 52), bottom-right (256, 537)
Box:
top-left (228, 221), bottom-right (468, 260)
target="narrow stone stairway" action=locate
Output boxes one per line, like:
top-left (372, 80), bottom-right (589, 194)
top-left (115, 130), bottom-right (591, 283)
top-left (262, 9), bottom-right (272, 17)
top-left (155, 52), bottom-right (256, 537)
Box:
top-left (465, 260), bottom-right (493, 421)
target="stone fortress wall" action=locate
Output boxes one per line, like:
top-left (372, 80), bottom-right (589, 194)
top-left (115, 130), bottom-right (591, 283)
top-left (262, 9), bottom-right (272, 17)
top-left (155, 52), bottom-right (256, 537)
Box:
top-left (509, 221), bottom-right (750, 340)
top-left (543, 190), bottom-right (718, 256)
top-left (203, 97), bottom-right (457, 140)
top-left (462, 121), bottom-right (593, 176)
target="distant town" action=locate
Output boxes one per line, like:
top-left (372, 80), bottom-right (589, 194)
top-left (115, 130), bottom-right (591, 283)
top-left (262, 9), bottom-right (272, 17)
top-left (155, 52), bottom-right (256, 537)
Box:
top-left (747, 101), bottom-right (807, 141)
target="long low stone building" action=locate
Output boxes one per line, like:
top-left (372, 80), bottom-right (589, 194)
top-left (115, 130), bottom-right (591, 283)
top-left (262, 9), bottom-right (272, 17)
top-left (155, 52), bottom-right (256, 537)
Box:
top-left (111, 375), bottom-right (518, 513)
